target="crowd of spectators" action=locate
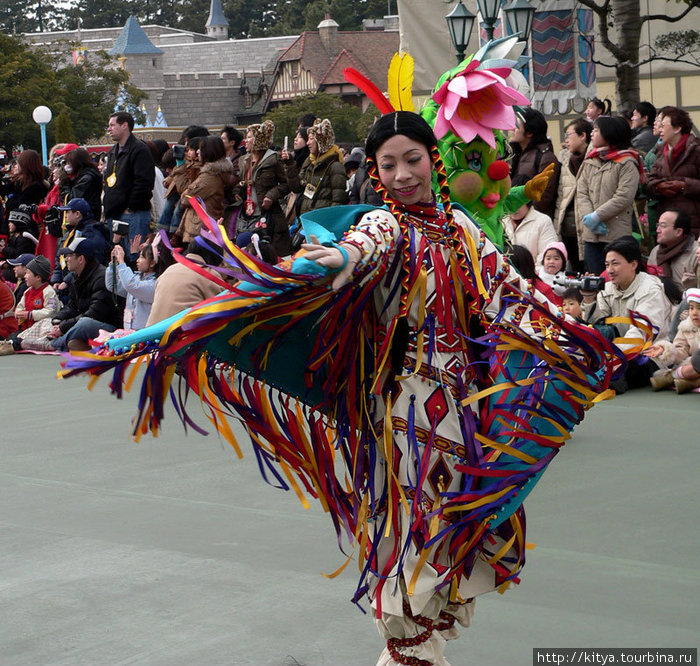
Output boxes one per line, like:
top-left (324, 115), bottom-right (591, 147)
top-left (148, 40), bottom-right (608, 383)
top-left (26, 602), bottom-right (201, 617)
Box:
top-left (0, 102), bottom-right (698, 395)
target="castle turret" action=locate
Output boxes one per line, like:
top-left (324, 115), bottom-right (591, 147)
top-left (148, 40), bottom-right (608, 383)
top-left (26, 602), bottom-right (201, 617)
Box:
top-left (206, 0), bottom-right (229, 41)
top-left (109, 16), bottom-right (164, 121)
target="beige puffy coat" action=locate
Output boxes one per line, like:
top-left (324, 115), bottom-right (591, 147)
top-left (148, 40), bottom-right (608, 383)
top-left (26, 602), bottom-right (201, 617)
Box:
top-left (655, 316), bottom-right (700, 367)
top-left (502, 206), bottom-right (558, 264)
top-left (575, 155), bottom-right (640, 244)
top-left (590, 271), bottom-right (672, 351)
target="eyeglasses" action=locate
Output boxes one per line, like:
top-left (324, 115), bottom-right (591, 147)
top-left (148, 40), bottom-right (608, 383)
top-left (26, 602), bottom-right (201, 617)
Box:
top-left (564, 132), bottom-right (577, 138)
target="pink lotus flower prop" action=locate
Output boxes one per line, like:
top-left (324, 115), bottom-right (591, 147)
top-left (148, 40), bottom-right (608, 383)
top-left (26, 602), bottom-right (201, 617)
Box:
top-left (432, 59), bottom-right (530, 149)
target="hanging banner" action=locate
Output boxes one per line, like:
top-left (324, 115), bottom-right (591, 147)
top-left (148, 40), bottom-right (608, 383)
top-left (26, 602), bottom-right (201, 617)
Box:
top-left (72, 46), bottom-right (87, 67)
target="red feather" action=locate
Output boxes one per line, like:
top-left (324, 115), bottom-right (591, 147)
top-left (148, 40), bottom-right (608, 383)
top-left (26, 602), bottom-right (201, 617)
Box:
top-left (342, 67), bottom-right (394, 114)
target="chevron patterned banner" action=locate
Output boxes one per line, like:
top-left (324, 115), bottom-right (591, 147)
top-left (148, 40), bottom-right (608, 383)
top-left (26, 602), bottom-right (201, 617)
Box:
top-left (532, 10), bottom-right (575, 91)
top-left (529, 2), bottom-right (597, 115)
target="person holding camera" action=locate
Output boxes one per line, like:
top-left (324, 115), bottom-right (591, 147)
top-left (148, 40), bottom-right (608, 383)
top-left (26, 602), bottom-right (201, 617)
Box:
top-left (586, 237), bottom-right (672, 391)
top-left (0, 150), bottom-right (48, 236)
top-left (103, 112), bottom-right (155, 251)
top-left (55, 198), bottom-right (110, 265)
top-left (42, 237), bottom-right (122, 352)
top-left (234, 121), bottom-right (291, 257)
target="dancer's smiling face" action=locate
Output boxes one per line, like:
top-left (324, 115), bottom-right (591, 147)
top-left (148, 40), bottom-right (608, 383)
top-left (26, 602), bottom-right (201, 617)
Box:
top-left (375, 135), bottom-right (433, 205)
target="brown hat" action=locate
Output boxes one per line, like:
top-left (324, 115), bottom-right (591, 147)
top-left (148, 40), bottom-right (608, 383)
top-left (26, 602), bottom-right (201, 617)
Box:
top-left (246, 120), bottom-right (274, 151)
top-left (308, 118), bottom-right (335, 154)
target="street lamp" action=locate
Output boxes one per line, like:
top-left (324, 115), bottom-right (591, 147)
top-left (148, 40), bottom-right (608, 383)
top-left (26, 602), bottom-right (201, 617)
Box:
top-left (476, 0), bottom-right (502, 42)
top-left (32, 105), bottom-right (52, 166)
top-left (503, 0), bottom-right (536, 42)
top-left (445, 1), bottom-right (476, 65)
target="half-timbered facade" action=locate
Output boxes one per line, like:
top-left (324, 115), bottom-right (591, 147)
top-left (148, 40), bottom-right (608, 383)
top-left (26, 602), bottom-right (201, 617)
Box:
top-left (267, 17), bottom-right (399, 113)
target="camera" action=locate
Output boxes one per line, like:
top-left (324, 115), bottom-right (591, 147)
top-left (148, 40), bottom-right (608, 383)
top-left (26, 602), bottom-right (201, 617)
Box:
top-left (554, 274), bottom-right (606, 292)
top-left (111, 219), bottom-right (130, 236)
top-left (172, 144), bottom-right (186, 160)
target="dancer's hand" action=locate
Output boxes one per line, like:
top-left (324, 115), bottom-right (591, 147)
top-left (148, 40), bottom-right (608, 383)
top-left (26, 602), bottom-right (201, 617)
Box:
top-left (301, 235), bottom-right (362, 290)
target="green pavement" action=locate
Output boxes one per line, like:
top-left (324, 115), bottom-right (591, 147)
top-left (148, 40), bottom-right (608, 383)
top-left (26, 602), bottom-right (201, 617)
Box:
top-left (0, 355), bottom-right (698, 665)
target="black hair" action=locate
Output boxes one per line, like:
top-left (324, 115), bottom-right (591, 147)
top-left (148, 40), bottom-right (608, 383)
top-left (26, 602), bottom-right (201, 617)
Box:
top-left (562, 287), bottom-right (583, 303)
top-left (604, 237), bottom-right (641, 271)
top-left (221, 125), bottom-right (243, 146)
top-left (245, 236), bottom-right (278, 264)
top-left (634, 102), bottom-right (656, 126)
top-left (152, 139), bottom-right (169, 160)
top-left (186, 239), bottom-right (223, 266)
top-left (565, 118), bottom-right (593, 143)
top-left (296, 127), bottom-right (308, 142)
top-left (66, 148), bottom-right (99, 176)
top-left (110, 111), bottom-right (134, 131)
top-left (180, 125), bottom-right (210, 144)
top-left (595, 116), bottom-right (632, 149)
top-left (161, 148), bottom-right (175, 171)
top-left (199, 135), bottom-right (226, 163)
top-left (365, 111), bottom-right (437, 159)
top-left (187, 136), bottom-right (203, 153)
top-left (520, 108), bottom-right (549, 145)
top-left (589, 97), bottom-right (612, 115)
top-left (508, 244), bottom-right (537, 281)
top-left (298, 113), bottom-right (317, 128)
top-left (666, 209), bottom-right (691, 236)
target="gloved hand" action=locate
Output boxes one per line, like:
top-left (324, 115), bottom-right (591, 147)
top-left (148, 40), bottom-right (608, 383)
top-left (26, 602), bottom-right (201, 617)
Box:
top-left (524, 163), bottom-right (555, 202)
top-left (582, 211), bottom-right (608, 236)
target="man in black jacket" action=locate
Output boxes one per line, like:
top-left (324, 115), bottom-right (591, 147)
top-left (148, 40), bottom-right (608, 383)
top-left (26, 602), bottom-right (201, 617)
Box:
top-left (46, 237), bottom-right (122, 351)
top-left (103, 111), bottom-right (155, 249)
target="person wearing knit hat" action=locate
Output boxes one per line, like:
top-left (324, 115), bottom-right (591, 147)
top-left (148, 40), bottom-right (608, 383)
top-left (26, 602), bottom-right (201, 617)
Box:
top-left (287, 117), bottom-right (348, 218)
top-left (647, 286), bottom-right (700, 392)
top-left (234, 120), bottom-right (292, 256)
top-left (307, 118), bottom-right (335, 155)
top-left (537, 241), bottom-right (568, 297)
top-left (26, 255), bottom-right (51, 283)
top-left (245, 120), bottom-right (275, 152)
top-left (0, 255), bottom-right (60, 354)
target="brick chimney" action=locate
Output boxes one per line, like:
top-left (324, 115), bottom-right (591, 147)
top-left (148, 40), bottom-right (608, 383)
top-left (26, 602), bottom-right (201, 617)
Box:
top-left (318, 14), bottom-right (339, 56)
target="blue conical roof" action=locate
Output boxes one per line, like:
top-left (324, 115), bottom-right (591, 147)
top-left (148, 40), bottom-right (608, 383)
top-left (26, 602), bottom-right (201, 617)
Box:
top-left (206, 0), bottom-right (228, 28)
top-left (109, 16), bottom-right (163, 55)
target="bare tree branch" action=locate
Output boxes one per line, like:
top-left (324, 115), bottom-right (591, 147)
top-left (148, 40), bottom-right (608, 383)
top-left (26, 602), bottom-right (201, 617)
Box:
top-left (575, 0), bottom-right (605, 12)
top-left (642, 1), bottom-right (700, 25)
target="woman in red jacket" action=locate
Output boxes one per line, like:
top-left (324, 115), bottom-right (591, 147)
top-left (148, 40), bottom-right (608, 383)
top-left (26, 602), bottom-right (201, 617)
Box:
top-left (646, 106), bottom-right (700, 238)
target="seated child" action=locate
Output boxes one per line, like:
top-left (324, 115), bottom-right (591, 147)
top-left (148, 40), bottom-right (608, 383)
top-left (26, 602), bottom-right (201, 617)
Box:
top-left (536, 242), bottom-right (568, 296)
top-left (0, 255), bottom-right (59, 354)
top-left (646, 287), bottom-right (700, 393)
top-left (105, 242), bottom-right (157, 331)
top-left (561, 286), bottom-right (584, 322)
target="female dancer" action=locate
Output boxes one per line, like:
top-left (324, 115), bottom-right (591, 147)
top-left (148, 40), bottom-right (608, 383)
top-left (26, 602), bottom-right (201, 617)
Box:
top-left (64, 112), bottom-right (637, 666)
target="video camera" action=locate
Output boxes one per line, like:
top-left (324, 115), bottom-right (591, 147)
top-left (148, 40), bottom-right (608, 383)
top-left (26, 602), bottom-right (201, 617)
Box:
top-left (554, 273), bottom-right (606, 292)
top-left (111, 219), bottom-right (130, 237)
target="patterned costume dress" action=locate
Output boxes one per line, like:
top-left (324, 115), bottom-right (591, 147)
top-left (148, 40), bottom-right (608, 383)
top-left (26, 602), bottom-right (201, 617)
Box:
top-left (62, 195), bottom-right (643, 666)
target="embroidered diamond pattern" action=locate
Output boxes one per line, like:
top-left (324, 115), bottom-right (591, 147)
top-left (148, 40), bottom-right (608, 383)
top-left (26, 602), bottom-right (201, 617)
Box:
top-left (424, 387), bottom-right (448, 427)
top-left (428, 455), bottom-right (454, 497)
